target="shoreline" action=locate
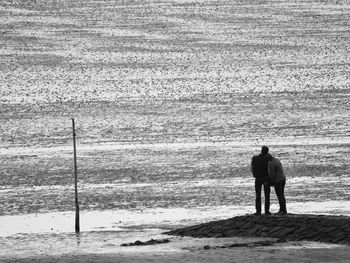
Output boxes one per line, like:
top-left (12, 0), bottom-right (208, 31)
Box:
top-left (2, 236), bottom-right (350, 263)
top-left (1, 207), bottom-right (349, 263)
top-left (1, 200), bottom-right (350, 237)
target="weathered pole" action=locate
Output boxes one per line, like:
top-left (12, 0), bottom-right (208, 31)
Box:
top-left (72, 118), bottom-right (80, 234)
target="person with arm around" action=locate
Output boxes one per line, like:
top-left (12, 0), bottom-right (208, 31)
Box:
top-left (268, 155), bottom-right (287, 215)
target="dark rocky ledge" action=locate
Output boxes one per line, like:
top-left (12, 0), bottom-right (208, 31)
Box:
top-left (165, 214), bottom-right (350, 245)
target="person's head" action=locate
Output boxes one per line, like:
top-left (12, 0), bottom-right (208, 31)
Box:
top-left (261, 146), bottom-right (269, 154)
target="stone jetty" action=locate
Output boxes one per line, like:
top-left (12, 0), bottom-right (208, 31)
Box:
top-left (166, 214), bottom-right (350, 245)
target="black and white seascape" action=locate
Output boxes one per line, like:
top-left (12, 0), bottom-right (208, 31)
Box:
top-left (0, 0), bottom-right (349, 258)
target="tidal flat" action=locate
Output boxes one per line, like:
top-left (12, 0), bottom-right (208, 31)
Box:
top-left (0, 0), bottom-right (349, 261)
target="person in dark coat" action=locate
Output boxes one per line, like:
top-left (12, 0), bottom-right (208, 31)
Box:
top-left (268, 155), bottom-right (287, 214)
top-left (251, 146), bottom-right (271, 215)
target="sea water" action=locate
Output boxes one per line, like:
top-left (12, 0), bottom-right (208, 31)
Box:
top-left (0, 0), bottom-right (350, 259)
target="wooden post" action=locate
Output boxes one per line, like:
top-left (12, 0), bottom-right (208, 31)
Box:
top-left (72, 118), bottom-right (80, 234)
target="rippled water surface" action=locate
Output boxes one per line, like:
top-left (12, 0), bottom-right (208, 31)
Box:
top-left (0, 0), bottom-right (350, 258)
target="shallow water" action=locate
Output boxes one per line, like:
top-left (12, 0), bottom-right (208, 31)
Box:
top-left (0, 201), bottom-right (349, 259)
top-left (0, 140), bottom-right (349, 216)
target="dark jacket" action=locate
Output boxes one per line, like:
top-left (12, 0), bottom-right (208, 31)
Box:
top-left (251, 153), bottom-right (271, 179)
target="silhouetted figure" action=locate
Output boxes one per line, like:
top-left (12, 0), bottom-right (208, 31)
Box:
top-left (268, 156), bottom-right (287, 214)
top-left (251, 146), bottom-right (271, 215)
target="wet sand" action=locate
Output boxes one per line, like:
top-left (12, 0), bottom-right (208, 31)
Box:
top-left (2, 242), bottom-right (350, 263)
top-left (1, 212), bottom-right (350, 263)
top-left (167, 214), bottom-right (350, 244)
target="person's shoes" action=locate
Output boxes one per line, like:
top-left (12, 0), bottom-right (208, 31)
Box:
top-left (254, 212), bottom-right (261, 216)
top-left (276, 211), bottom-right (287, 215)
top-left (265, 211), bottom-right (272, 215)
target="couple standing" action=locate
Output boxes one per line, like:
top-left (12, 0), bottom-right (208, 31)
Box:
top-left (251, 146), bottom-right (287, 215)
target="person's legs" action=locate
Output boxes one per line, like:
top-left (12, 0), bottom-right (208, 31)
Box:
top-left (255, 179), bottom-right (262, 214)
top-left (280, 180), bottom-right (287, 213)
top-left (274, 180), bottom-right (287, 213)
top-left (263, 182), bottom-right (271, 214)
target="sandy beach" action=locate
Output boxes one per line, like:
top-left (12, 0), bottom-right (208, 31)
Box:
top-left (3, 249), bottom-right (350, 263)
top-left (2, 238), bottom-right (350, 263)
